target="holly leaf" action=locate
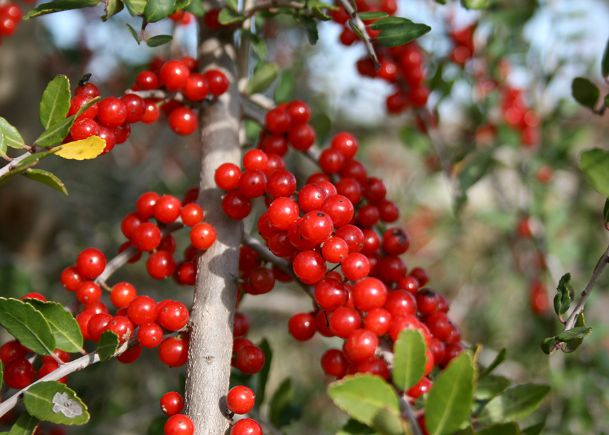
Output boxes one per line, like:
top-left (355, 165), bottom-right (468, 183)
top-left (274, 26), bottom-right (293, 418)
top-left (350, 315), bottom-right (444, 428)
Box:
top-left (25, 0), bottom-right (101, 19)
top-left (392, 329), bottom-right (426, 391)
top-left (34, 117), bottom-right (74, 148)
top-left (103, 0), bottom-right (124, 20)
top-left (425, 352), bottom-right (475, 435)
top-left (479, 384), bottom-right (550, 424)
top-left (51, 136), bottom-right (105, 160)
top-left (23, 169), bottom-right (68, 195)
top-left (97, 331), bottom-right (120, 361)
top-left (27, 300), bottom-right (83, 353)
top-left (124, 0), bottom-right (147, 15)
top-left (146, 35), bottom-right (173, 47)
top-left (144, 0), bottom-right (176, 22)
top-left (246, 61), bottom-right (279, 94)
top-left (602, 38), bottom-right (609, 79)
top-left (6, 413), bottom-right (38, 435)
top-left (328, 374), bottom-right (399, 427)
top-left (571, 77), bottom-right (600, 110)
top-left (268, 378), bottom-right (302, 428)
top-left (0, 117), bottom-right (26, 149)
top-left (0, 298), bottom-right (55, 356)
top-left (370, 17), bottom-right (431, 47)
top-left (24, 381), bottom-right (90, 425)
top-left (40, 75), bottom-right (71, 130)
top-left (580, 148), bottom-right (609, 198)
top-left (553, 273), bottom-right (574, 316)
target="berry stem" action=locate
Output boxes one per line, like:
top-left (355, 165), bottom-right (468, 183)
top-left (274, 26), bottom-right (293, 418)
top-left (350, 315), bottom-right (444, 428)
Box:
top-left (399, 394), bottom-right (424, 435)
top-left (183, 13), bottom-right (243, 434)
top-left (0, 152), bottom-right (30, 180)
top-left (338, 0), bottom-right (380, 68)
top-left (563, 241), bottom-right (609, 331)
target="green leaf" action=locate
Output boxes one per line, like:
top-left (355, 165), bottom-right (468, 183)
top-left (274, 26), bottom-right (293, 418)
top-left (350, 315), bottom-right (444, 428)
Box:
top-left (34, 117), bottom-right (74, 148)
top-left (246, 61), bottom-right (279, 94)
top-left (475, 375), bottom-right (511, 401)
top-left (540, 336), bottom-right (558, 355)
top-left (103, 0), bottom-right (124, 20)
top-left (176, 0), bottom-right (190, 8)
top-left (425, 352), bottom-right (475, 435)
top-left (0, 298), bottom-right (55, 356)
top-left (124, 0), bottom-right (147, 15)
top-left (555, 326), bottom-right (591, 343)
top-left (521, 423), bottom-right (544, 435)
top-left (369, 406), bottom-right (405, 435)
top-left (184, 0), bottom-right (203, 16)
top-left (218, 8), bottom-right (244, 25)
top-left (480, 348), bottom-right (506, 378)
top-left (571, 77), bottom-right (600, 110)
top-left (461, 0), bottom-right (490, 9)
top-left (297, 15), bottom-right (319, 44)
top-left (603, 198), bottom-right (609, 226)
top-left (275, 71), bottom-right (296, 103)
top-left (27, 300), bottom-right (83, 352)
top-left (253, 338), bottom-right (272, 409)
top-left (146, 34), bottom-right (173, 47)
top-left (0, 117), bottom-right (26, 149)
top-left (477, 423), bottom-right (520, 435)
top-left (479, 384), bottom-right (550, 424)
top-left (7, 413), bottom-right (38, 435)
top-left (0, 130), bottom-right (6, 158)
top-left (24, 381), bottom-right (90, 425)
top-left (144, 0), bottom-right (176, 22)
top-left (126, 23), bottom-right (141, 43)
top-left (23, 169), bottom-right (68, 195)
top-left (25, 0), bottom-right (100, 19)
top-left (580, 148), bottom-right (609, 197)
top-left (370, 17), bottom-right (431, 47)
top-left (328, 374), bottom-right (399, 427)
top-left (358, 11), bottom-right (388, 20)
top-left (0, 151), bottom-right (55, 183)
top-left (553, 273), bottom-right (574, 316)
top-left (392, 329), bottom-right (426, 391)
top-left (336, 419), bottom-right (376, 435)
top-left (268, 378), bottom-right (302, 428)
top-left (601, 38), bottom-right (609, 78)
top-left (225, 0), bottom-right (238, 11)
top-left (97, 331), bottom-right (120, 361)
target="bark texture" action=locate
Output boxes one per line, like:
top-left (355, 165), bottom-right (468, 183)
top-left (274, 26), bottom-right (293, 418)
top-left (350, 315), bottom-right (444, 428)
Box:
top-left (184, 22), bottom-right (243, 434)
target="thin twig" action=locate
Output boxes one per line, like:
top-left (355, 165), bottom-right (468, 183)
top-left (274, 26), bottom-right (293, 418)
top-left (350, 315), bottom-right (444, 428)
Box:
top-left (399, 395), bottom-right (423, 435)
top-left (242, 235), bottom-right (314, 298)
top-left (0, 152), bottom-right (31, 179)
top-left (338, 0), bottom-right (379, 68)
top-left (242, 0), bottom-right (306, 19)
top-left (563, 242), bottom-right (609, 330)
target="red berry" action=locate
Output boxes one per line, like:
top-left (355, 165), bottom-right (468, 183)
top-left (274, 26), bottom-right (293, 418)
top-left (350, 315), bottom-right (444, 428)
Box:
top-left (215, 163), bottom-right (242, 190)
top-left (135, 70), bottom-right (160, 90)
top-left (97, 97), bottom-right (127, 128)
top-left (142, 99), bottom-right (161, 124)
top-left (226, 385), bottom-right (255, 414)
top-left (321, 349), bottom-right (348, 378)
top-left (288, 123), bottom-right (316, 151)
top-left (286, 100), bottom-right (311, 124)
top-left (330, 307), bottom-right (361, 338)
top-left (235, 345), bottom-right (265, 374)
top-left (222, 191), bottom-right (252, 219)
top-left (314, 278), bottom-right (347, 311)
top-left (288, 312), bottom-right (316, 341)
top-left (233, 312), bottom-right (250, 337)
top-left (292, 250), bottom-right (326, 284)
top-left (105, 316), bottom-right (134, 343)
top-left (364, 308), bottom-right (392, 336)
top-left (121, 93), bottom-right (146, 123)
top-left (341, 253), bottom-right (371, 281)
top-left (76, 281), bottom-right (102, 305)
top-left (343, 329), bottom-right (378, 362)
top-left (190, 223), bottom-right (217, 250)
top-left (4, 359), bottom-right (35, 389)
top-left (266, 170), bottom-right (296, 197)
top-left (158, 301), bottom-right (190, 331)
top-left (147, 251), bottom-right (177, 280)
top-left (204, 69), bottom-right (229, 96)
top-left (88, 313), bottom-right (113, 342)
top-left (268, 197), bottom-right (299, 230)
top-left (0, 341), bottom-right (28, 364)
top-left (60, 266), bottom-right (82, 292)
top-left (70, 117), bottom-right (99, 140)
top-left (331, 132), bottom-right (358, 158)
top-left (158, 336), bottom-right (189, 367)
top-left (128, 296), bottom-right (158, 325)
top-left (132, 222), bottom-right (162, 252)
top-left (164, 414), bottom-right (194, 435)
top-left (138, 322), bottom-right (164, 348)
top-left (161, 391), bottom-right (185, 416)
top-left (168, 106), bottom-right (198, 135)
top-left (230, 418), bottom-right (262, 435)
top-left (160, 60), bottom-right (191, 91)
top-left (183, 73), bottom-right (209, 101)
top-left (352, 277), bottom-right (387, 311)
top-left (154, 195), bottom-right (182, 224)
top-left (76, 248), bottom-right (106, 280)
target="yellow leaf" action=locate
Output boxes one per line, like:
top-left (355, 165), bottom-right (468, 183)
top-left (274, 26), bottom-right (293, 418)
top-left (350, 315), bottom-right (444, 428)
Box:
top-left (52, 136), bottom-right (105, 160)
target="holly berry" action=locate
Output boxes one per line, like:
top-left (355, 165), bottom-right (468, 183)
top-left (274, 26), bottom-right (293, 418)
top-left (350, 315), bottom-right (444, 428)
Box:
top-left (161, 391), bottom-right (185, 416)
top-left (230, 419), bottom-right (262, 435)
top-left (226, 385), bottom-right (255, 414)
top-left (76, 248), bottom-right (106, 280)
top-left (164, 414), bottom-right (194, 435)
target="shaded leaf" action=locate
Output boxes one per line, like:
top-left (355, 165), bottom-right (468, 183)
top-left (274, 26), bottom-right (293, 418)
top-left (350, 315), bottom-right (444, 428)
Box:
top-left (27, 300), bottom-right (83, 352)
top-left (521, 423), bottom-right (544, 435)
top-left (124, 0), bottom-right (147, 15)
top-left (268, 378), bottom-right (302, 428)
top-left (603, 38), bottom-right (609, 78)
top-left (246, 61), bottom-right (279, 94)
top-left (336, 419), bottom-right (376, 434)
top-left (103, 0), bottom-right (124, 20)
top-left (580, 148), bottom-right (609, 197)
top-left (34, 117), bottom-right (74, 148)
top-left (146, 35), bottom-right (173, 47)
top-left (218, 8), bottom-right (244, 25)
top-left (184, 0), bottom-right (203, 16)
top-left (0, 298), bottom-right (55, 356)
top-left (24, 381), bottom-right (90, 425)
top-left (571, 77), bottom-right (599, 110)
top-left (425, 352), bottom-right (475, 435)
top-left (23, 169), bottom-right (68, 195)
top-left (126, 23), bottom-right (141, 43)
top-left (553, 273), bottom-right (574, 316)
top-left (253, 338), bottom-right (272, 408)
top-left (475, 375), bottom-right (510, 401)
top-left (461, 0), bottom-right (490, 9)
top-left (479, 384), bottom-right (550, 424)
top-left (25, 0), bottom-right (100, 18)
top-left (370, 17), bottom-right (431, 47)
top-left (480, 348), bottom-right (506, 378)
top-left (392, 329), bottom-right (426, 391)
top-left (328, 374), bottom-right (399, 427)
top-left (477, 423), bottom-right (520, 435)
top-left (296, 15), bottom-right (319, 44)
top-left (7, 412), bottom-right (38, 435)
top-left (144, 0), bottom-right (176, 22)
top-left (97, 331), bottom-right (120, 361)
top-left (275, 70), bottom-right (296, 103)
top-left (0, 117), bottom-right (26, 149)
top-left (369, 406), bottom-right (405, 435)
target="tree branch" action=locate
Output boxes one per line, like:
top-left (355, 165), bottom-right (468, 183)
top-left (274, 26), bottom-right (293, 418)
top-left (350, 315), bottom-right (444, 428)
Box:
top-left (563, 242), bottom-right (609, 330)
top-left (184, 11), bottom-right (243, 434)
top-left (339, 0), bottom-right (380, 68)
top-left (0, 152), bottom-right (30, 180)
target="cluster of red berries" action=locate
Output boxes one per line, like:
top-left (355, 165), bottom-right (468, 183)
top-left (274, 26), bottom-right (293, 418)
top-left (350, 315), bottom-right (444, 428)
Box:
top-left (132, 58), bottom-right (229, 136)
top-left (213, 101), bottom-right (463, 425)
top-left (448, 23), bottom-right (476, 66)
top-left (169, 9), bottom-right (193, 26)
top-left (0, 1), bottom-right (22, 39)
top-left (501, 86), bottom-right (540, 147)
top-left (330, 1), bottom-right (429, 114)
top-left (66, 81), bottom-right (152, 154)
